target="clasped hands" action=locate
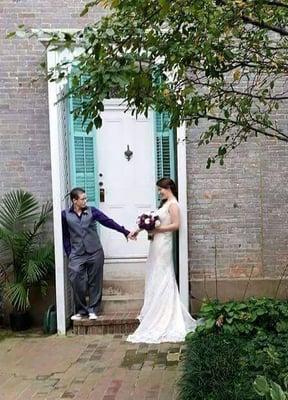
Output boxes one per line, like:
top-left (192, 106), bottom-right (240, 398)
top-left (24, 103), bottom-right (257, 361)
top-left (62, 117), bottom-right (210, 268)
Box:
top-left (127, 229), bottom-right (140, 241)
top-left (127, 227), bottom-right (160, 241)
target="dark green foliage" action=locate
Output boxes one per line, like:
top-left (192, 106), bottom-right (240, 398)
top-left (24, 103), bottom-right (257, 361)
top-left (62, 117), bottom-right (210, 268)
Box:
top-left (196, 297), bottom-right (288, 336)
top-left (179, 297), bottom-right (288, 400)
top-left (0, 190), bottom-right (54, 311)
top-left (179, 334), bottom-right (256, 400)
top-left (179, 331), bottom-right (288, 400)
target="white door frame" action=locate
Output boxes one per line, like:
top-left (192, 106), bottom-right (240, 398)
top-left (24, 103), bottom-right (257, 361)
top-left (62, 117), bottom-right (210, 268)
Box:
top-left (177, 124), bottom-right (189, 310)
top-left (46, 47), bottom-right (189, 334)
top-left (47, 49), bottom-right (67, 335)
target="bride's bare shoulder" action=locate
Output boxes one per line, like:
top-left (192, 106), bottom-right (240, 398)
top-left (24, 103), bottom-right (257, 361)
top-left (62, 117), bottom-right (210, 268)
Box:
top-left (168, 198), bottom-right (179, 211)
top-left (170, 197), bottom-right (179, 204)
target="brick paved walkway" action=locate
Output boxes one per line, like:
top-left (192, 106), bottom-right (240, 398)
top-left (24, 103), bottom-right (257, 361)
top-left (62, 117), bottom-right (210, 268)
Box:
top-left (0, 332), bottom-right (184, 399)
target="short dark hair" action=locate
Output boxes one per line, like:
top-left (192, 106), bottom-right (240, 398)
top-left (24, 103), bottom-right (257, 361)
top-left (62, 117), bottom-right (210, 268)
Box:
top-left (70, 187), bottom-right (85, 202)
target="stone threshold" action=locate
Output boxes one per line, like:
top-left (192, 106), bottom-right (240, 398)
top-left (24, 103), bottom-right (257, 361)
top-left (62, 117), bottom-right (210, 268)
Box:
top-left (73, 312), bottom-right (140, 335)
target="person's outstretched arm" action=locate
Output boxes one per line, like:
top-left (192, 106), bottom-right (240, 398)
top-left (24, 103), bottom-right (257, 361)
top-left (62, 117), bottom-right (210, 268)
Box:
top-left (91, 207), bottom-right (131, 238)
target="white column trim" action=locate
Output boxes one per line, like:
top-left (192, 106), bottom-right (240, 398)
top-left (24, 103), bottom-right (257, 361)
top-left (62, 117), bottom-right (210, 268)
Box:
top-left (177, 123), bottom-right (189, 310)
top-left (47, 49), bottom-right (66, 335)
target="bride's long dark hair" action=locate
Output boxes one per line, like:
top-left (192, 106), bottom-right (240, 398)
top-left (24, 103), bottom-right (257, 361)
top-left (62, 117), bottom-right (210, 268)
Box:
top-left (157, 178), bottom-right (178, 208)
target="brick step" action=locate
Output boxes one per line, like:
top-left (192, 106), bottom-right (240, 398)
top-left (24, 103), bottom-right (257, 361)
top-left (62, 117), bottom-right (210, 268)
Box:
top-left (102, 295), bottom-right (143, 313)
top-left (103, 279), bottom-right (144, 296)
top-left (73, 312), bottom-right (140, 335)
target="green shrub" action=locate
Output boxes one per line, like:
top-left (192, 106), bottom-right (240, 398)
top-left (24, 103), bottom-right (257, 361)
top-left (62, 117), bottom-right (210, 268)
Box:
top-left (178, 333), bottom-right (257, 400)
top-left (243, 333), bottom-right (288, 384)
top-left (0, 190), bottom-right (54, 312)
top-left (179, 298), bottom-right (288, 400)
top-left (179, 331), bottom-right (288, 400)
top-left (196, 298), bottom-right (288, 336)
top-left (254, 376), bottom-right (288, 399)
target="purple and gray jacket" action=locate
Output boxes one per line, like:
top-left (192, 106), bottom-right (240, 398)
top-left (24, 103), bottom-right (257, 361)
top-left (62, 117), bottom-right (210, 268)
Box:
top-left (61, 206), bottom-right (130, 257)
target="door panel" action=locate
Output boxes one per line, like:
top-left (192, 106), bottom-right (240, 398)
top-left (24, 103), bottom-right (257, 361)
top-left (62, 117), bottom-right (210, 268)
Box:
top-left (96, 108), bottom-right (156, 258)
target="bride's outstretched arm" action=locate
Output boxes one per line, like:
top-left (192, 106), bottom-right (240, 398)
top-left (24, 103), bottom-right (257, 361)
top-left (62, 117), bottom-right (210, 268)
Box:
top-left (154, 203), bottom-right (180, 233)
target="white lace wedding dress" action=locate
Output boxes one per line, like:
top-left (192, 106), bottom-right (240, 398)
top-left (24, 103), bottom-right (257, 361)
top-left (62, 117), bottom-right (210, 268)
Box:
top-left (127, 198), bottom-right (197, 343)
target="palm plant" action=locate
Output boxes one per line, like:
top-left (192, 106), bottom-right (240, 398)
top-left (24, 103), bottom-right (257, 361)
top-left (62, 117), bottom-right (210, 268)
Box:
top-left (0, 190), bottom-right (54, 312)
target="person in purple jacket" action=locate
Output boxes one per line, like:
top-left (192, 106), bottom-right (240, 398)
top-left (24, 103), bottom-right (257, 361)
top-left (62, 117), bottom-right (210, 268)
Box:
top-left (62, 187), bottom-right (134, 321)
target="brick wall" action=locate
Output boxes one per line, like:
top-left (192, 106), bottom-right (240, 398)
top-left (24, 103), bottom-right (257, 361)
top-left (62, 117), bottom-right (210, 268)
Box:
top-left (0, 0), bottom-right (105, 202)
top-left (187, 119), bottom-right (288, 293)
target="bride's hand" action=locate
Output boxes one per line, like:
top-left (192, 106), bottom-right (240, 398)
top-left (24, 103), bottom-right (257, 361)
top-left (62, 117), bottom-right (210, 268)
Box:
top-left (128, 229), bottom-right (140, 240)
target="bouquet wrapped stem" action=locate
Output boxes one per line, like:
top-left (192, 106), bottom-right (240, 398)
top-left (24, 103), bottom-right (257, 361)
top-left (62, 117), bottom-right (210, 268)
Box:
top-left (147, 232), bottom-right (154, 241)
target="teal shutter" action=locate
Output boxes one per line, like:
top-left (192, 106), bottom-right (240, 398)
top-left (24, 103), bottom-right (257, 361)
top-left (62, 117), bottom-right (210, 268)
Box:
top-left (154, 111), bottom-right (178, 278)
top-left (68, 85), bottom-right (98, 207)
top-left (155, 112), bottom-right (176, 181)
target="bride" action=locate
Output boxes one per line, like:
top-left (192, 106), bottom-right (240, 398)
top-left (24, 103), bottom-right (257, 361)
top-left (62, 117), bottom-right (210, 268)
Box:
top-left (127, 178), bottom-right (197, 343)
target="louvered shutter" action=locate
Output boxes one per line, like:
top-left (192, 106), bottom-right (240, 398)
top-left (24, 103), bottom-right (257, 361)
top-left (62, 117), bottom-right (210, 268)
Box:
top-left (154, 111), bottom-right (178, 276)
top-left (69, 82), bottom-right (98, 206)
top-left (155, 112), bottom-right (175, 181)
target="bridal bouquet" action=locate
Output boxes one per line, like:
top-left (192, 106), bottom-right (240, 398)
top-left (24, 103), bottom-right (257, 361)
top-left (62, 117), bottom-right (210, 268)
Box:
top-left (136, 212), bottom-right (160, 240)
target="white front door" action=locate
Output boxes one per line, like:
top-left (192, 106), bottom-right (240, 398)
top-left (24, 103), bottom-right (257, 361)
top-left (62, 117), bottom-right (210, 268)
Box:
top-left (96, 100), bottom-right (156, 259)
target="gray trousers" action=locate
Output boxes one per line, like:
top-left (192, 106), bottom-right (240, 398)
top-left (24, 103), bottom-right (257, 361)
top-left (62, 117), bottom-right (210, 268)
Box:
top-left (68, 248), bottom-right (104, 315)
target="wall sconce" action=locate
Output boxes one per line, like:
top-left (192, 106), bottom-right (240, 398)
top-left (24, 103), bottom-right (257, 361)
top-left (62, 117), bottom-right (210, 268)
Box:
top-left (124, 145), bottom-right (133, 161)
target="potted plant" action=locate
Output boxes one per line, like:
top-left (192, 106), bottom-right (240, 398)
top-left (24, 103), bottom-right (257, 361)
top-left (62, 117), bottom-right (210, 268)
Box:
top-left (0, 190), bottom-right (54, 331)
